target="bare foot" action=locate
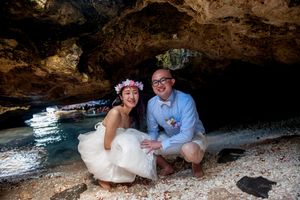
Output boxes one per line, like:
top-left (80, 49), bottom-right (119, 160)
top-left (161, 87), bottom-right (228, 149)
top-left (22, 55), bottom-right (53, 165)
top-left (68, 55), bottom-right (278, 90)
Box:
top-left (192, 163), bottom-right (204, 178)
top-left (98, 180), bottom-right (111, 190)
top-left (159, 166), bottom-right (175, 176)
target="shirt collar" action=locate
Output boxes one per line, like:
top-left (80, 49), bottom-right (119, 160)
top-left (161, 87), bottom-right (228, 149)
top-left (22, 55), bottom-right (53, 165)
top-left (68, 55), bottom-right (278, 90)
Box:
top-left (158, 90), bottom-right (175, 107)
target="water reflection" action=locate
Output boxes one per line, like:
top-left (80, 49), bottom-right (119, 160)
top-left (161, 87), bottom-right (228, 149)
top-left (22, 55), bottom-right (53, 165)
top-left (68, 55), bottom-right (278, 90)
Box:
top-left (26, 112), bottom-right (62, 147)
top-left (0, 147), bottom-right (46, 178)
top-left (0, 110), bottom-right (103, 181)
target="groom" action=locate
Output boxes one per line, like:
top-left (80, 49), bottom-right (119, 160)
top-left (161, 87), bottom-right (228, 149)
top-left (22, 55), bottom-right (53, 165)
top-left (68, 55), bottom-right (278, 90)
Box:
top-left (141, 69), bottom-right (207, 177)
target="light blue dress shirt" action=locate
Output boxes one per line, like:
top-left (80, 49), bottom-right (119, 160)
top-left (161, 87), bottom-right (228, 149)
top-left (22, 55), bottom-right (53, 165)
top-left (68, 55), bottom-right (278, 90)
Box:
top-left (147, 89), bottom-right (205, 151)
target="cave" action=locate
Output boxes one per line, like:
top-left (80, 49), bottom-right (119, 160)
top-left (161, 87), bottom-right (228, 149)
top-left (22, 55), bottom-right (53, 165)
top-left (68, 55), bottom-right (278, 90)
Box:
top-left (1, 0), bottom-right (299, 130)
top-left (0, 1), bottom-right (300, 198)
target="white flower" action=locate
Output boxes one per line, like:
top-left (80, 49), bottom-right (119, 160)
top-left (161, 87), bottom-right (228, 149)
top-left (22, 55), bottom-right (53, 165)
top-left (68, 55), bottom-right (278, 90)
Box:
top-left (114, 79), bottom-right (144, 94)
top-left (165, 117), bottom-right (180, 128)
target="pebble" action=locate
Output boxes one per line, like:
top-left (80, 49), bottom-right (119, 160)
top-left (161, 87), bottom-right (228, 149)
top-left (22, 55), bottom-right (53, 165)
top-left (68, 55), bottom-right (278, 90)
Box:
top-left (0, 136), bottom-right (299, 200)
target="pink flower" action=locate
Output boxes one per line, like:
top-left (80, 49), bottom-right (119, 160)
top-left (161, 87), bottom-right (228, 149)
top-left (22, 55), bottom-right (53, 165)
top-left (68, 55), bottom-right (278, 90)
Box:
top-left (165, 117), bottom-right (180, 128)
top-left (114, 79), bottom-right (144, 94)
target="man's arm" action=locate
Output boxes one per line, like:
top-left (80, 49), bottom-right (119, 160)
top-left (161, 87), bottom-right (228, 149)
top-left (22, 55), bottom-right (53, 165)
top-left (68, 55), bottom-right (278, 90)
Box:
top-left (161, 96), bottom-right (197, 150)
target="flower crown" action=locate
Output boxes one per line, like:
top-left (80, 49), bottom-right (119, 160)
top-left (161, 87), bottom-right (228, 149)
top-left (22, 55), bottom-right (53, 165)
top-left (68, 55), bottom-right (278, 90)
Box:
top-left (114, 79), bottom-right (144, 94)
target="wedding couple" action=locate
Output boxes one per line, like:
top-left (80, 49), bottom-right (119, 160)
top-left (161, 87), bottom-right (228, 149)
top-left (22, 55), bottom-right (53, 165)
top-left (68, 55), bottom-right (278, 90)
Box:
top-left (78, 69), bottom-right (207, 190)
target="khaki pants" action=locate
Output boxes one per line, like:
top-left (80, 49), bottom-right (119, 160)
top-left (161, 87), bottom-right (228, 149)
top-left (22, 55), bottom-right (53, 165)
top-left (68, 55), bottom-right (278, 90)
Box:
top-left (155, 132), bottom-right (208, 156)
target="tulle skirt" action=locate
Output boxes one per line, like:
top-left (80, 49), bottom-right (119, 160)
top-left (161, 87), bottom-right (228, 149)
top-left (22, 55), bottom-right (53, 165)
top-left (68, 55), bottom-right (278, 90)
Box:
top-left (78, 122), bottom-right (157, 183)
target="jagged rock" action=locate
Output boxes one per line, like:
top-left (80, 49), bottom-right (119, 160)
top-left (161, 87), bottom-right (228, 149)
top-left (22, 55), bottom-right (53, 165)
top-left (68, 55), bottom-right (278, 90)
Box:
top-left (50, 183), bottom-right (87, 200)
top-left (0, 0), bottom-right (299, 124)
top-left (236, 176), bottom-right (276, 198)
top-left (217, 148), bottom-right (245, 163)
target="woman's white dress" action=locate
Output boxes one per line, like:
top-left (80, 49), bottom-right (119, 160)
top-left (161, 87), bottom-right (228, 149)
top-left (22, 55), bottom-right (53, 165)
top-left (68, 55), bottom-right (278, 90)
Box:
top-left (78, 122), bottom-right (157, 183)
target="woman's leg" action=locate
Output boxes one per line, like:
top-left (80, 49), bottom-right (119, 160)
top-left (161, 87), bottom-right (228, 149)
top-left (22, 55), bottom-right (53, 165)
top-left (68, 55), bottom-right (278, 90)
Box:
top-left (97, 180), bottom-right (111, 190)
top-left (156, 155), bottom-right (175, 176)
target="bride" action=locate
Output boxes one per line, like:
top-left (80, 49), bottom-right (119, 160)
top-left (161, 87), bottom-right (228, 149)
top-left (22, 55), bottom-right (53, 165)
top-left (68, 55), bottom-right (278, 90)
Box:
top-left (78, 79), bottom-right (157, 190)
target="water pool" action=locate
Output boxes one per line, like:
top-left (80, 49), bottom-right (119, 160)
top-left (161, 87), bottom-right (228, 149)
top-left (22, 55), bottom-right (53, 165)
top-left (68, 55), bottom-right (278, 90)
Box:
top-left (0, 111), bottom-right (104, 181)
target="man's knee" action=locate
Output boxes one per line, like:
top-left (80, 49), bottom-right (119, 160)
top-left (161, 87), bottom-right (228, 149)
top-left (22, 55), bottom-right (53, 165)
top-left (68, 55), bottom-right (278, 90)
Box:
top-left (181, 142), bottom-right (204, 163)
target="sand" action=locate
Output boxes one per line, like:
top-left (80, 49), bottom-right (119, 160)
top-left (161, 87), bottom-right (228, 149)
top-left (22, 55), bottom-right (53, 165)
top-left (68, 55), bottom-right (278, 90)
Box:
top-left (0, 136), bottom-right (299, 200)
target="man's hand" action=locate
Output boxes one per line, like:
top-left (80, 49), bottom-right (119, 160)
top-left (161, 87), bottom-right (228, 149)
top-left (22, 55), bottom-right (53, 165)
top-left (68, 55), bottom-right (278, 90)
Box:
top-left (141, 139), bottom-right (162, 153)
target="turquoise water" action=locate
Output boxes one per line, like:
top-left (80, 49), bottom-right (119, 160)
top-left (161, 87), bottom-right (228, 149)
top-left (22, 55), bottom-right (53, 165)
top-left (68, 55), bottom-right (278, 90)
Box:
top-left (0, 111), bottom-right (104, 180)
top-left (0, 110), bottom-right (299, 182)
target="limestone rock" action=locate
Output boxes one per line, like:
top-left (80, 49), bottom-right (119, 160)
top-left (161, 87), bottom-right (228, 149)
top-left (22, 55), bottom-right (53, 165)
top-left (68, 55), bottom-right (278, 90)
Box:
top-left (50, 183), bottom-right (87, 200)
top-left (0, 0), bottom-right (299, 111)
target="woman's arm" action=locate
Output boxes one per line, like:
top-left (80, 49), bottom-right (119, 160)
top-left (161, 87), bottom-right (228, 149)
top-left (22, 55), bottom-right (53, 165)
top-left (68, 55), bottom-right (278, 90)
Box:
top-left (103, 108), bottom-right (121, 150)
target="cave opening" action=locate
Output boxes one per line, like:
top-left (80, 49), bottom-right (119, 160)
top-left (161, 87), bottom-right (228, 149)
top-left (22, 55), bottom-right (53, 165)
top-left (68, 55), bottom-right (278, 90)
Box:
top-left (155, 49), bottom-right (300, 131)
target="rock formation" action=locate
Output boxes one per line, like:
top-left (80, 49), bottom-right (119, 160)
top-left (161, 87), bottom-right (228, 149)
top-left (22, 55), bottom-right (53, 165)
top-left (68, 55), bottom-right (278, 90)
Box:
top-left (0, 0), bottom-right (299, 128)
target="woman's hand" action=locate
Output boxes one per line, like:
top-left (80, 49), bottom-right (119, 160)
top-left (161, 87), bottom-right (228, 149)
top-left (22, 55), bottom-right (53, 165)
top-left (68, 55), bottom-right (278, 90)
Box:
top-left (141, 139), bottom-right (162, 153)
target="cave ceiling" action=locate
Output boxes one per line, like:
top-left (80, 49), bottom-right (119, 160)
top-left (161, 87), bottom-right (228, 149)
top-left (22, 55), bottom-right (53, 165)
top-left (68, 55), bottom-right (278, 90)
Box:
top-left (0, 0), bottom-right (299, 109)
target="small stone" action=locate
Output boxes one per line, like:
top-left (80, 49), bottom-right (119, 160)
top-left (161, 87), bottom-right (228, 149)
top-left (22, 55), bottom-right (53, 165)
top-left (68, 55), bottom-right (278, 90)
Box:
top-left (50, 183), bottom-right (87, 200)
top-left (208, 187), bottom-right (237, 200)
top-left (19, 191), bottom-right (33, 200)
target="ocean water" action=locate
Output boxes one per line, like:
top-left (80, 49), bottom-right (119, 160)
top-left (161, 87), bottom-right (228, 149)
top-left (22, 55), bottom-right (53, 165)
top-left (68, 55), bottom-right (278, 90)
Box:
top-left (0, 111), bottom-right (299, 182)
top-left (0, 112), bottom-right (104, 182)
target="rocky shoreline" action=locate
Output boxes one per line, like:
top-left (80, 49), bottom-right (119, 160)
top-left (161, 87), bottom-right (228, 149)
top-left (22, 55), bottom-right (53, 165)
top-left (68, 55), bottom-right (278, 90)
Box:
top-left (0, 135), bottom-right (299, 200)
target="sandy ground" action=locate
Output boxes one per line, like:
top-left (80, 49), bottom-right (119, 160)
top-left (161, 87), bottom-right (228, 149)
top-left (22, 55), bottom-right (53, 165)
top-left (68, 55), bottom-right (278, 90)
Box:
top-left (0, 136), bottom-right (299, 200)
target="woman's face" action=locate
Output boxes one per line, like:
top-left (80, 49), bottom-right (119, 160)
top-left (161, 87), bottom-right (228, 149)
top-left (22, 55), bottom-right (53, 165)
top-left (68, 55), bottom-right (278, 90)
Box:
top-left (121, 86), bottom-right (139, 108)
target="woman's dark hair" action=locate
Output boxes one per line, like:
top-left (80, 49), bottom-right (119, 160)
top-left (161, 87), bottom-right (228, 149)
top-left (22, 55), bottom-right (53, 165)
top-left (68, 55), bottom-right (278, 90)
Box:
top-left (111, 79), bottom-right (146, 130)
top-left (129, 96), bottom-right (146, 130)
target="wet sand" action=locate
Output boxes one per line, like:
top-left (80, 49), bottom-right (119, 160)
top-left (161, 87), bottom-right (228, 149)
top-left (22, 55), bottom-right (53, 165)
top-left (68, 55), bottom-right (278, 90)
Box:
top-left (0, 135), bottom-right (299, 200)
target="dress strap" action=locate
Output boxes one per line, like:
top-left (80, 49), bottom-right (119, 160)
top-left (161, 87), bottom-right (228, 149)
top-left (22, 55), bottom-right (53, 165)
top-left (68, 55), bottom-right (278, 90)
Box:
top-left (94, 122), bottom-right (102, 130)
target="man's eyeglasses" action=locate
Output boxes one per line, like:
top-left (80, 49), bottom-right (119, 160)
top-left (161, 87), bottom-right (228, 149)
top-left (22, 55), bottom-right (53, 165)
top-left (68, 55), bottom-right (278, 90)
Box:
top-left (151, 77), bottom-right (173, 87)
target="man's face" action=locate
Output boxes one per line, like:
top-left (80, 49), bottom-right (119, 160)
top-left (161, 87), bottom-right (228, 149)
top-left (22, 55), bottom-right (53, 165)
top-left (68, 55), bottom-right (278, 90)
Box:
top-left (151, 70), bottom-right (175, 101)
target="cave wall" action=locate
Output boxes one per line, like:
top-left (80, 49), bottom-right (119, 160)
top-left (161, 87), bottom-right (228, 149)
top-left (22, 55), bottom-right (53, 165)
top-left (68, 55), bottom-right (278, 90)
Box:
top-left (0, 0), bottom-right (299, 128)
